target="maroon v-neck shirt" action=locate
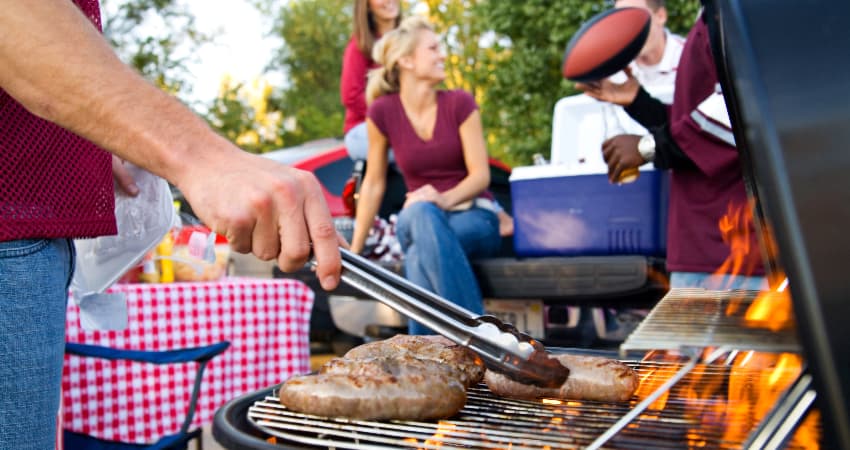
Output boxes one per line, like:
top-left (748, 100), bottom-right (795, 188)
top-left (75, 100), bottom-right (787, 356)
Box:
top-left (368, 89), bottom-right (481, 195)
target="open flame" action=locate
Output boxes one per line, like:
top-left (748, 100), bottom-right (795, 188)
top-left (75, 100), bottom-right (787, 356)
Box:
top-left (638, 349), bottom-right (820, 448)
top-left (713, 202), bottom-right (796, 330)
top-left (633, 204), bottom-right (817, 446)
top-left (716, 202), bottom-right (756, 280)
top-left (631, 202), bottom-right (818, 446)
top-left (744, 278), bottom-right (795, 331)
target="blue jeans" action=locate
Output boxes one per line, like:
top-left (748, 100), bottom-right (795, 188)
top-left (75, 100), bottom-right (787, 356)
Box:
top-left (670, 271), bottom-right (768, 291)
top-left (0, 239), bottom-right (74, 450)
top-left (395, 202), bottom-right (501, 335)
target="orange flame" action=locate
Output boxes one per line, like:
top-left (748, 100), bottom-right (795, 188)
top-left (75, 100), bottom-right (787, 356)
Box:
top-left (421, 421), bottom-right (455, 448)
top-left (716, 202), bottom-right (755, 280)
top-left (744, 278), bottom-right (795, 331)
top-left (723, 352), bottom-right (819, 448)
top-left (638, 349), bottom-right (819, 447)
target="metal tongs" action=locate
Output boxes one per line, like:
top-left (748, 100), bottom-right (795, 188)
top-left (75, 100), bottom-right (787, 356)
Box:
top-left (315, 248), bottom-right (569, 388)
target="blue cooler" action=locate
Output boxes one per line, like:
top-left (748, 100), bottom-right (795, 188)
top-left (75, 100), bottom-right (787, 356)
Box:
top-left (510, 165), bottom-right (669, 257)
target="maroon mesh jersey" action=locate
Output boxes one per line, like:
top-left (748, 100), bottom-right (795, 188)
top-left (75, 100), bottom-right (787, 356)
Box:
top-left (0, 0), bottom-right (116, 241)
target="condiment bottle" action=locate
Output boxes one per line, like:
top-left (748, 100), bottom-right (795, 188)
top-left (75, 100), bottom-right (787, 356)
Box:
top-left (157, 231), bottom-right (175, 283)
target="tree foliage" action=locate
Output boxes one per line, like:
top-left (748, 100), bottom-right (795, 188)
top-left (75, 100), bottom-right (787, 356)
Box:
top-left (265, 0), bottom-right (351, 147)
top-left (101, 0), bottom-right (212, 98)
top-left (205, 77), bottom-right (284, 154)
top-left (423, 0), bottom-right (489, 98)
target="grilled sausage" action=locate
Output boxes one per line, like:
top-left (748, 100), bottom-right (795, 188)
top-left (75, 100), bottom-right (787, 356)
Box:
top-left (280, 356), bottom-right (467, 420)
top-left (344, 334), bottom-right (485, 387)
top-left (484, 353), bottom-right (638, 402)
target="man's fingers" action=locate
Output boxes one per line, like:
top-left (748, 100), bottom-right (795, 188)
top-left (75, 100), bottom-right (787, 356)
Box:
top-left (601, 138), bottom-right (615, 162)
top-left (300, 176), bottom-right (341, 291)
top-left (250, 201), bottom-right (281, 262)
top-left (277, 204), bottom-right (311, 273)
top-left (223, 211), bottom-right (256, 254)
top-left (111, 155), bottom-right (139, 196)
top-left (607, 152), bottom-right (622, 182)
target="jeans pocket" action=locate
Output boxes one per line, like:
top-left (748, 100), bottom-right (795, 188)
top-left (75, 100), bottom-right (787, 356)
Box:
top-left (0, 239), bottom-right (50, 258)
top-left (0, 238), bottom-right (75, 290)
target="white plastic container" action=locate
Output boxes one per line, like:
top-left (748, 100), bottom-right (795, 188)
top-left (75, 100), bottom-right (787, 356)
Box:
top-left (549, 86), bottom-right (673, 172)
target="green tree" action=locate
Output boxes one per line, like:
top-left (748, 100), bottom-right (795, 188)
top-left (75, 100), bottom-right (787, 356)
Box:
top-left (101, 0), bottom-right (212, 99)
top-left (265, 0), bottom-right (351, 147)
top-left (476, 0), bottom-right (700, 166)
top-left (206, 77), bottom-right (284, 154)
top-left (423, 0), bottom-right (489, 97)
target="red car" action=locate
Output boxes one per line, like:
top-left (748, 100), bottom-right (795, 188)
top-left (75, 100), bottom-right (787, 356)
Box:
top-left (261, 138), bottom-right (514, 224)
top-left (260, 138), bottom-right (355, 218)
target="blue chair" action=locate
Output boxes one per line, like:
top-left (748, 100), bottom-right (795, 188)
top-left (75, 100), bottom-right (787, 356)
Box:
top-left (64, 341), bottom-right (231, 450)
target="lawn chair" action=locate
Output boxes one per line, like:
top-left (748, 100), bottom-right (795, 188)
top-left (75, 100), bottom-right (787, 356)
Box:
top-left (63, 341), bottom-right (230, 450)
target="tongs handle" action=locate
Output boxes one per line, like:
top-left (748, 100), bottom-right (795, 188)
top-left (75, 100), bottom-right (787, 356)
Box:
top-left (325, 248), bottom-right (569, 388)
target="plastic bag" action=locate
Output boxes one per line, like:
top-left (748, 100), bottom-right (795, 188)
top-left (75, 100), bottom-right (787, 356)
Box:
top-left (70, 163), bottom-right (177, 330)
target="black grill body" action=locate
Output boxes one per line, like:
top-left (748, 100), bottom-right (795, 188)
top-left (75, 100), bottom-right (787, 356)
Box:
top-left (709, 1), bottom-right (850, 447)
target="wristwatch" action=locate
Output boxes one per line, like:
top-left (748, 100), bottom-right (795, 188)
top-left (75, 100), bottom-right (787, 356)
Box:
top-left (638, 133), bottom-right (656, 162)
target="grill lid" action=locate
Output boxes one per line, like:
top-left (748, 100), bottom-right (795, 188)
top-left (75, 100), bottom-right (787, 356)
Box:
top-left (709, 1), bottom-right (850, 446)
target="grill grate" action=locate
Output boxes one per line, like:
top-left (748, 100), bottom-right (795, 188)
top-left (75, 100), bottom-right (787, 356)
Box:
top-left (621, 288), bottom-right (801, 353)
top-left (247, 359), bottom-right (815, 449)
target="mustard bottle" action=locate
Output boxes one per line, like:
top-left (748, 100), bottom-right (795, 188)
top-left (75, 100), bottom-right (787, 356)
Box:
top-left (157, 231), bottom-right (175, 283)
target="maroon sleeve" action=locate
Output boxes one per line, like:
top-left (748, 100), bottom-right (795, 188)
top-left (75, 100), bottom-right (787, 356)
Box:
top-left (367, 95), bottom-right (391, 137)
top-left (668, 18), bottom-right (739, 178)
top-left (451, 90), bottom-right (479, 125)
top-left (340, 37), bottom-right (370, 122)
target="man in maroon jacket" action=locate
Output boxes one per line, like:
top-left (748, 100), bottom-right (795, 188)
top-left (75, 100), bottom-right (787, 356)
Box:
top-left (577, 8), bottom-right (766, 290)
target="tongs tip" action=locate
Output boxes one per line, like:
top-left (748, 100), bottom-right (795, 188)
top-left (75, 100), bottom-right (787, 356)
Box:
top-left (474, 316), bottom-right (569, 388)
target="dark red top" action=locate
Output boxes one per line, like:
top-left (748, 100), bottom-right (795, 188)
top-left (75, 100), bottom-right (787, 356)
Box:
top-left (368, 89), bottom-right (491, 197)
top-left (666, 17), bottom-right (763, 275)
top-left (340, 36), bottom-right (378, 134)
top-left (0, 0), bottom-right (115, 241)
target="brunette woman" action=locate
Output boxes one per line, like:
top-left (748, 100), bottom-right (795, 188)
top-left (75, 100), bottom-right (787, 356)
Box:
top-left (340, 0), bottom-right (401, 161)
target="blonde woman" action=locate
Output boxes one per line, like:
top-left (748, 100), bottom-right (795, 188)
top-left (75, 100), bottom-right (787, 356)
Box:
top-left (350, 16), bottom-right (501, 334)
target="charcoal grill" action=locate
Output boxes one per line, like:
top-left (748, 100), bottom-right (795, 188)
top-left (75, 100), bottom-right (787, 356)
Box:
top-left (214, 346), bottom-right (816, 449)
top-left (214, 0), bottom-right (850, 448)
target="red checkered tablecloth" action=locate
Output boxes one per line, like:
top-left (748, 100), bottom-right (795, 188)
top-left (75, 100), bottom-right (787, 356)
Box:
top-left (61, 278), bottom-right (314, 444)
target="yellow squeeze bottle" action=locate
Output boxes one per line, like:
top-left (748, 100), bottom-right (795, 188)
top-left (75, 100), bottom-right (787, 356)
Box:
top-left (157, 231), bottom-right (175, 283)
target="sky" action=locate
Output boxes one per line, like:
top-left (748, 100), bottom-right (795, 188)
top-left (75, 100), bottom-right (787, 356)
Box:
top-left (183, 0), bottom-right (282, 104)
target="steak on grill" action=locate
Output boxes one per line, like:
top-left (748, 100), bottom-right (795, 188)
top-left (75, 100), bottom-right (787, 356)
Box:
top-left (280, 356), bottom-right (467, 420)
top-left (279, 334), bottom-right (479, 420)
top-left (344, 334), bottom-right (486, 387)
top-left (485, 353), bottom-right (638, 402)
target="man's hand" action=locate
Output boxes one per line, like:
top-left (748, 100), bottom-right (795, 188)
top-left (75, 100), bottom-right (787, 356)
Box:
top-left (111, 155), bottom-right (140, 196)
top-left (601, 134), bottom-right (645, 183)
top-left (177, 151), bottom-right (342, 291)
top-left (575, 67), bottom-right (641, 106)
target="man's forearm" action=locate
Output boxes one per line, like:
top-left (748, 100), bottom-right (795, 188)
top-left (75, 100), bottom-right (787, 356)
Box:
top-left (623, 87), bottom-right (669, 129)
top-left (0, 0), bottom-right (226, 187)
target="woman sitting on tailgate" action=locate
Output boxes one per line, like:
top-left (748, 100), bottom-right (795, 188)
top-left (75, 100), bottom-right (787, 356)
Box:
top-left (349, 16), bottom-right (501, 335)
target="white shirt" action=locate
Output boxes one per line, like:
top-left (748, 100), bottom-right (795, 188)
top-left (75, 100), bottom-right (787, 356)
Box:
top-left (630, 29), bottom-right (686, 100)
top-left (608, 28), bottom-right (686, 135)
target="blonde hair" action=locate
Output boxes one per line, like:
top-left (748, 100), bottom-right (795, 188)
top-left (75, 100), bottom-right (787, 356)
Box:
top-left (365, 16), bottom-right (434, 104)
